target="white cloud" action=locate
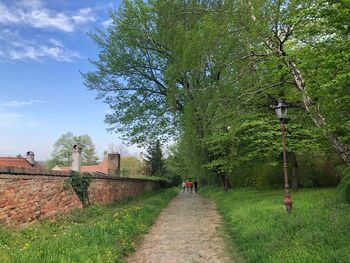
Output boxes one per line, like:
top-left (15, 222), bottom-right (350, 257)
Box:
top-left (0, 100), bottom-right (43, 108)
top-left (0, 1), bottom-right (96, 32)
top-left (73, 8), bottom-right (96, 24)
top-left (0, 29), bottom-right (82, 62)
top-left (48, 38), bottom-right (64, 47)
top-left (102, 19), bottom-right (113, 28)
top-left (104, 109), bottom-right (114, 115)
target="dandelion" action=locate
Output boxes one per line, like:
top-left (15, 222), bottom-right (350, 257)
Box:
top-left (20, 243), bottom-right (30, 250)
top-left (2, 244), bottom-right (10, 250)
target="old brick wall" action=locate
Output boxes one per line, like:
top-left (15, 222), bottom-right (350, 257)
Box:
top-left (0, 167), bottom-right (161, 225)
top-left (88, 177), bottom-right (158, 204)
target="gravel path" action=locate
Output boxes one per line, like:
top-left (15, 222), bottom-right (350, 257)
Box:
top-left (126, 191), bottom-right (233, 263)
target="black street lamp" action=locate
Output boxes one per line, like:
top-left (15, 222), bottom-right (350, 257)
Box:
top-left (275, 100), bottom-right (293, 213)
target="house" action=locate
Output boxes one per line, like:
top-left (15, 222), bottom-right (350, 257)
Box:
top-left (52, 145), bottom-right (120, 176)
top-left (0, 151), bottom-right (44, 170)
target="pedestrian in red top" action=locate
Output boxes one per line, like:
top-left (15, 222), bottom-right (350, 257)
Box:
top-left (189, 181), bottom-right (193, 193)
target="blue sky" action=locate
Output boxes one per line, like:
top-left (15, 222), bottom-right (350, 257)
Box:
top-left (0, 0), bottom-right (140, 160)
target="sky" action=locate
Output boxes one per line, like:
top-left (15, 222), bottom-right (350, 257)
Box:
top-left (0, 0), bottom-right (141, 160)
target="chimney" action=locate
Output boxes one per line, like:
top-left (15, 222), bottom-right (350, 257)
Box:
top-left (26, 151), bottom-right (35, 165)
top-left (107, 153), bottom-right (120, 176)
top-left (72, 144), bottom-right (82, 172)
top-left (103, 150), bottom-right (108, 160)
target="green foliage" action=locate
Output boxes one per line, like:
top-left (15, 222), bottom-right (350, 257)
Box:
top-left (0, 188), bottom-right (178, 263)
top-left (46, 132), bottom-right (99, 169)
top-left (165, 143), bottom-right (188, 179)
top-left (227, 152), bottom-right (342, 189)
top-left (85, 0), bottom-right (350, 188)
top-left (166, 174), bottom-right (183, 187)
top-left (82, 0), bottom-right (180, 144)
top-left (203, 187), bottom-right (350, 263)
top-left (143, 140), bottom-right (166, 177)
top-left (291, 1), bottom-right (350, 146)
top-left (120, 168), bottom-right (130, 177)
top-left (69, 171), bottom-right (92, 207)
top-left (228, 163), bottom-right (282, 189)
top-left (120, 156), bottom-right (143, 177)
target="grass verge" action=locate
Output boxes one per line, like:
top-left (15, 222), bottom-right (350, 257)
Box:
top-left (202, 187), bottom-right (350, 263)
top-left (0, 187), bottom-right (178, 263)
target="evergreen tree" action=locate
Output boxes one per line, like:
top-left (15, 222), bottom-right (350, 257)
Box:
top-left (143, 140), bottom-right (166, 177)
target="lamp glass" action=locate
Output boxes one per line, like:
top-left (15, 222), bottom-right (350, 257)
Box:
top-left (275, 101), bottom-right (288, 119)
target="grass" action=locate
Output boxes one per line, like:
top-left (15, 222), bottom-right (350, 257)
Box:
top-left (126, 175), bottom-right (166, 181)
top-left (202, 187), bottom-right (350, 263)
top-left (0, 187), bottom-right (178, 263)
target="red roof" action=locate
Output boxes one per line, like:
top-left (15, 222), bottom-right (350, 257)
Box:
top-left (0, 157), bottom-right (44, 170)
top-left (59, 159), bottom-right (108, 174)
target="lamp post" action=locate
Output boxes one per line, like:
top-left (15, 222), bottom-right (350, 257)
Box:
top-left (275, 100), bottom-right (293, 213)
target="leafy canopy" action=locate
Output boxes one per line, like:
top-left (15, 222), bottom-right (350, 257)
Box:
top-left (46, 132), bottom-right (99, 169)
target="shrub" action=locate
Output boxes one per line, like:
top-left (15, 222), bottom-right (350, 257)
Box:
top-left (120, 168), bottom-right (130, 177)
top-left (167, 174), bottom-right (182, 187)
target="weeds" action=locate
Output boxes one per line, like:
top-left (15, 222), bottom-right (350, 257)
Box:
top-left (0, 187), bottom-right (178, 263)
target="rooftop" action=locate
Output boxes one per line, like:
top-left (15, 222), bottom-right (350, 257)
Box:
top-left (0, 157), bottom-right (44, 170)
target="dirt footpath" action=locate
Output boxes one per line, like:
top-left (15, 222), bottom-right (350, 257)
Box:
top-left (126, 191), bottom-right (233, 263)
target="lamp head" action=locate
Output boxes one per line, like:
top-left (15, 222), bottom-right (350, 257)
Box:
top-left (275, 100), bottom-right (288, 120)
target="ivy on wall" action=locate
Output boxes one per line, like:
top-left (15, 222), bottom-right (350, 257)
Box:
top-left (69, 171), bottom-right (92, 207)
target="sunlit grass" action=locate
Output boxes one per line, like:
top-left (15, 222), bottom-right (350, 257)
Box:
top-left (0, 187), bottom-right (178, 263)
top-left (203, 187), bottom-right (350, 263)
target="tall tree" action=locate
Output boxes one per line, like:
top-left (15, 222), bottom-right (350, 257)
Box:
top-left (82, 0), bottom-right (178, 145)
top-left (143, 140), bottom-right (166, 177)
top-left (46, 132), bottom-right (99, 169)
top-left (225, 0), bottom-right (350, 166)
top-left (82, 0), bottom-right (230, 145)
top-left (84, 0), bottom-right (349, 187)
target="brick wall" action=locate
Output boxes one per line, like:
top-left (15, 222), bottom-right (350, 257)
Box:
top-left (0, 167), bottom-right (161, 225)
top-left (88, 177), bottom-right (158, 205)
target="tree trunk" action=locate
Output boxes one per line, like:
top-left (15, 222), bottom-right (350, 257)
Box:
top-left (289, 152), bottom-right (299, 191)
top-left (287, 59), bottom-right (350, 167)
top-left (219, 173), bottom-right (227, 191)
top-left (224, 175), bottom-right (229, 192)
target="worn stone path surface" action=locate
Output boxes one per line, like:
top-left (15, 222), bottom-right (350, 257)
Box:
top-left (126, 191), bottom-right (233, 263)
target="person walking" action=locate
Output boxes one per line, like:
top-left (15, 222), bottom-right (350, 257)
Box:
top-left (194, 179), bottom-right (198, 193)
top-left (185, 181), bottom-right (189, 192)
top-left (189, 181), bottom-right (193, 193)
top-left (182, 181), bottom-right (186, 192)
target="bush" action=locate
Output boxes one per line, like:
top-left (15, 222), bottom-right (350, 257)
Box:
top-left (337, 168), bottom-right (350, 203)
top-left (120, 168), bottom-right (130, 177)
top-left (167, 174), bottom-right (182, 187)
top-left (229, 163), bottom-right (282, 189)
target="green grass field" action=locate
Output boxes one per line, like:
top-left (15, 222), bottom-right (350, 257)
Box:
top-left (0, 187), bottom-right (178, 263)
top-left (202, 187), bottom-right (350, 263)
